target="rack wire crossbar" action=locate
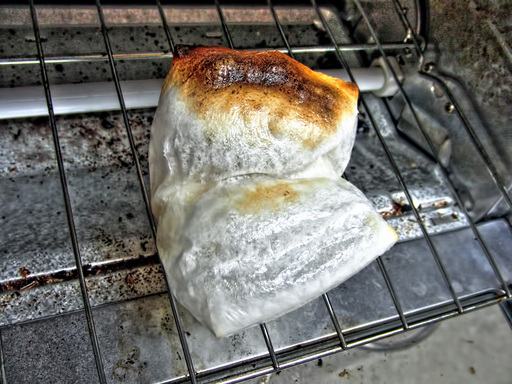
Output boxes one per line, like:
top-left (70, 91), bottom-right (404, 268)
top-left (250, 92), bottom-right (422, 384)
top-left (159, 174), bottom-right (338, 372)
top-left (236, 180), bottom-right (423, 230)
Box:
top-left (0, 1), bottom-right (510, 383)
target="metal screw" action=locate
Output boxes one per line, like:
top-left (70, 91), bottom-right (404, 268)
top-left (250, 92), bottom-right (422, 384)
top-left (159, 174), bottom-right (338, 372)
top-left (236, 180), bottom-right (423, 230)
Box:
top-left (404, 29), bottom-right (413, 43)
top-left (431, 83), bottom-right (444, 98)
top-left (424, 62), bottom-right (435, 72)
top-left (444, 102), bottom-right (455, 114)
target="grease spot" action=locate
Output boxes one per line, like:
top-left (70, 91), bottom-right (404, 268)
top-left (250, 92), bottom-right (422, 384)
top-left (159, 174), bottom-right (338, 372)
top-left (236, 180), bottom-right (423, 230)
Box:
top-left (112, 346), bottom-right (147, 381)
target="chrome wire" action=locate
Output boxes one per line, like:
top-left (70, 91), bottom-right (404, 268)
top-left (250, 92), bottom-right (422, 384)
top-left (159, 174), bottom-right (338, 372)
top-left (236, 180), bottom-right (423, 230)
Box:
top-left (95, 1), bottom-right (198, 382)
top-left (29, 2), bottom-right (107, 383)
top-left (156, 0), bottom-right (176, 53)
top-left (4, 3), bottom-right (508, 384)
top-left (260, 324), bottom-right (280, 370)
top-left (0, 43), bottom-right (417, 66)
top-left (311, 0), bottom-right (464, 315)
top-left (322, 294), bottom-right (348, 349)
top-left (376, 258), bottom-right (409, 329)
top-left (316, 0), bottom-right (469, 312)
top-left (352, 0), bottom-right (510, 298)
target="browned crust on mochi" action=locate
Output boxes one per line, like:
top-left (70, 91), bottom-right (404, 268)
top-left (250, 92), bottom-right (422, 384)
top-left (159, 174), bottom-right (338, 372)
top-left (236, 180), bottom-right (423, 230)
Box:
top-left (162, 46), bottom-right (359, 148)
top-left (235, 181), bottom-right (299, 214)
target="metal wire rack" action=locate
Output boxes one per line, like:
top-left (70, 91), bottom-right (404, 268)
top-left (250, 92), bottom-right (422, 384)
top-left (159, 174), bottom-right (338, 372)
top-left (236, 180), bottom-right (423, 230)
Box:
top-left (0, 1), bottom-right (511, 383)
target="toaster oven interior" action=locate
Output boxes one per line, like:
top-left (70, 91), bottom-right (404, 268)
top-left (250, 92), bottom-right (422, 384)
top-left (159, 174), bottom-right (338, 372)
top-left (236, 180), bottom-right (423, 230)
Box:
top-left (0, 1), bottom-right (511, 383)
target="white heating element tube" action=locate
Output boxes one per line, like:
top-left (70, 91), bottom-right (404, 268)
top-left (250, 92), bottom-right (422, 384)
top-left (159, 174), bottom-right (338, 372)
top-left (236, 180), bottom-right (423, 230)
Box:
top-left (0, 67), bottom-right (394, 119)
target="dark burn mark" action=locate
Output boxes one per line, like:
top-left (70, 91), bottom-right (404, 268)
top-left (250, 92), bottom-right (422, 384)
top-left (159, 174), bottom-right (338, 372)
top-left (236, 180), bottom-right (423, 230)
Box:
top-left (117, 155), bottom-right (132, 168)
top-left (170, 45), bottom-right (353, 110)
top-left (101, 119), bottom-right (115, 129)
top-left (255, 40), bottom-right (267, 48)
top-left (186, 50), bottom-right (295, 88)
top-left (12, 129), bottom-right (21, 140)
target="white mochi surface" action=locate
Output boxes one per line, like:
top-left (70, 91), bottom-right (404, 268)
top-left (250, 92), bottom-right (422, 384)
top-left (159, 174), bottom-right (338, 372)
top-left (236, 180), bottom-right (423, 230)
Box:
top-left (149, 56), bottom-right (397, 337)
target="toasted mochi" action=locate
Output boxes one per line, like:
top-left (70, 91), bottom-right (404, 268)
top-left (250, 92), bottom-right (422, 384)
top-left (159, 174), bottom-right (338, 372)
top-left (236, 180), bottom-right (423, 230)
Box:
top-left (149, 46), bottom-right (359, 216)
top-left (150, 46), bottom-right (397, 337)
top-left (156, 176), bottom-right (397, 337)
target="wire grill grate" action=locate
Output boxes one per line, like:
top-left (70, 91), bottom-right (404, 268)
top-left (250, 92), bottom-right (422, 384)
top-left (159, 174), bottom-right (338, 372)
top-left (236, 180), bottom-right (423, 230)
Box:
top-left (0, 1), bottom-right (510, 383)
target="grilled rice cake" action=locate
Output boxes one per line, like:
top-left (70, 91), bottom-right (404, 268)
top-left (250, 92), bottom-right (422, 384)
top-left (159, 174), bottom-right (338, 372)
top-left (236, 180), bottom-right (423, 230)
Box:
top-left (150, 46), bottom-right (358, 190)
top-left (149, 46), bottom-right (397, 337)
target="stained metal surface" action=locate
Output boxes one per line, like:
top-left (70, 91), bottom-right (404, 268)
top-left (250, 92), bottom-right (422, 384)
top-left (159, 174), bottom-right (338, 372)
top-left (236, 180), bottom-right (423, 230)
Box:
top-left (0, 1), bottom-right (511, 383)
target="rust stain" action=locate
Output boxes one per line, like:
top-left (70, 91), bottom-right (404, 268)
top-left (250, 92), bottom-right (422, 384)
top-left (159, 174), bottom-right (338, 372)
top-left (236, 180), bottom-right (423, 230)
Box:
top-left (18, 267), bottom-right (31, 278)
top-left (339, 369), bottom-right (350, 378)
top-left (381, 201), bottom-right (404, 218)
top-left (1, 254), bottom-right (159, 293)
top-left (236, 181), bottom-right (298, 214)
top-left (20, 281), bottom-right (38, 291)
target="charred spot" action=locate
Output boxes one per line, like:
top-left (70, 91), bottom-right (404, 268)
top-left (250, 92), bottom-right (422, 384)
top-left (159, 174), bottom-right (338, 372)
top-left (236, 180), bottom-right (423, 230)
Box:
top-left (169, 46), bottom-right (356, 136)
top-left (174, 44), bottom-right (192, 58)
